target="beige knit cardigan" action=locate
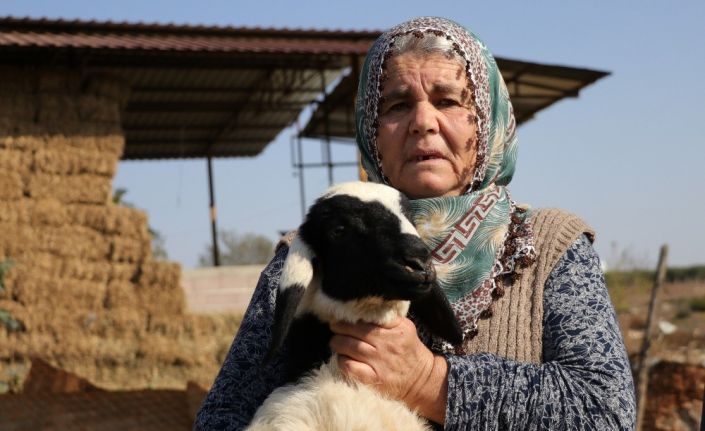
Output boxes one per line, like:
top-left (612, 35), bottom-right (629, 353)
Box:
top-left (461, 208), bottom-right (594, 363)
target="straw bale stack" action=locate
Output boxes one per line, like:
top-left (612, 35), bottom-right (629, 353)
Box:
top-left (0, 149), bottom-right (33, 176)
top-left (0, 172), bottom-right (24, 200)
top-left (0, 200), bottom-right (30, 225)
top-left (28, 173), bottom-right (112, 204)
top-left (108, 263), bottom-right (138, 283)
top-left (33, 226), bottom-right (111, 261)
top-left (137, 261), bottom-right (181, 289)
top-left (137, 285), bottom-right (185, 316)
top-left (8, 253), bottom-right (113, 285)
top-left (0, 66), bottom-right (249, 393)
top-left (34, 147), bottom-right (117, 177)
top-left (0, 223), bottom-right (37, 258)
top-left (109, 235), bottom-right (151, 263)
top-left (43, 135), bottom-right (124, 159)
top-left (103, 280), bottom-right (139, 309)
top-left (11, 274), bottom-right (106, 310)
top-left (69, 205), bottom-right (149, 239)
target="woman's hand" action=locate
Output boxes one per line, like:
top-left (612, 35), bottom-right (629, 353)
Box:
top-left (329, 317), bottom-right (448, 423)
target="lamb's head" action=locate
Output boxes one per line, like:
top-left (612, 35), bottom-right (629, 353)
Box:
top-left (268, 182), bottom-right (462, 361)
top-left (300, 182), bottom-right (436, 303)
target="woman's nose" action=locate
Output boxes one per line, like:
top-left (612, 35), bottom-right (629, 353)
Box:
top-left (408, 102), bottom-right (439, 135)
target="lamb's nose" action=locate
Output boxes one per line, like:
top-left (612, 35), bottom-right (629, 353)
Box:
top-left (404, 257), bottom-right (426, 272)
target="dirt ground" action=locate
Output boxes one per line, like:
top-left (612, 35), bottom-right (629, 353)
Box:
top-left (612, 281), bottom-right (705, 365)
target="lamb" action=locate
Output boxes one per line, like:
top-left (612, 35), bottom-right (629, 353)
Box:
top-left (246, 181), bottom-right (462, 431)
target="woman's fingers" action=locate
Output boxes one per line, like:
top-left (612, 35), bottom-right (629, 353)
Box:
top-left (336, 354), bottom-right (378, 385)
top-left (329, 333), bottom-right (377, 361)
top-left (329, 318), bottom-right (400, 338)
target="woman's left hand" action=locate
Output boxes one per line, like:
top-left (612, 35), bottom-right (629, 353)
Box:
top-left (329, 317), bottom-right (448, 423)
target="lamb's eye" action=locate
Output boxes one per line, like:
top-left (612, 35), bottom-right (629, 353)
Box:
top-left (330, 225), bottom-right (346, 238)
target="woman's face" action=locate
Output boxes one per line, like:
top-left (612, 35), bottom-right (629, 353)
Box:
top-left (377, 52), bottom-right (478, 199)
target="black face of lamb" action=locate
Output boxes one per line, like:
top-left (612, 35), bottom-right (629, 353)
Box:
top-left (299, 194), bottom-right (436, 302)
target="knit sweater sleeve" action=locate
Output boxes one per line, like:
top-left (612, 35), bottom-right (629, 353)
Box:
top-left (194, 246), bottom-right (290, 431)
top-left (443, 235), bottom-right (636, 430)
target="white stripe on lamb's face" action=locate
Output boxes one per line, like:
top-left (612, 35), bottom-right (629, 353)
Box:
top-left (324, 182), bottom-right (418, 237)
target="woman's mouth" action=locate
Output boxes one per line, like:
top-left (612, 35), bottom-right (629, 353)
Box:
top-left (410, 152), bottom-right (445, 163)
top-left (415, 155), bottom-right (442, 161)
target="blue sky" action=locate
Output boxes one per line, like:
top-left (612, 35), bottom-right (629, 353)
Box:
top-left (5, 1), bottom-right (704, 269)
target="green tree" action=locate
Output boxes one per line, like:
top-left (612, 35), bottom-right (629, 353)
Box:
top-left (199, 230), bottom-right (274, 266)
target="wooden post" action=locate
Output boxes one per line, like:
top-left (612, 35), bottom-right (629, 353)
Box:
top-left (207, 156), bottom-right (220, 267)
top-left (635, 244), bottom-right (668, 430)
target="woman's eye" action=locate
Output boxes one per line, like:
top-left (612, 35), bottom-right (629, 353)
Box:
top-left (436, 98), bottom-right (460, 108)
top-left (386, 102), bottom-right (409, 113)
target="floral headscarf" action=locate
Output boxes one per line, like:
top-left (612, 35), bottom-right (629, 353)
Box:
top-left (355, 17), bottom-right (535, 351)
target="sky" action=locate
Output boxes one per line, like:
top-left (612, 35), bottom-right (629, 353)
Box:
top-left (4, 0), bottom-right (704, 269)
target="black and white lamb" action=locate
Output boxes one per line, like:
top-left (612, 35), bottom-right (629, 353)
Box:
top-left (246, 181), bottom-right (462, 431)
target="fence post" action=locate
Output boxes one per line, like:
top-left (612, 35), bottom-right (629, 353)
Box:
top-left (634, 244), bottom-right (668, 430)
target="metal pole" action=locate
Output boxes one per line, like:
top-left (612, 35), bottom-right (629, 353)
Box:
top-left (320, 69), bottom-right (333, 186)
top-left (634, 244), bottom-right (668, 430)
top-left (297, 134), bottom-right (306, 221)
top-left (207, 156), bottom-right (220, 267)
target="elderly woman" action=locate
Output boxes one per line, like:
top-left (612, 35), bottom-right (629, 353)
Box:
top-left (195, 17), bottom-right (636, 430)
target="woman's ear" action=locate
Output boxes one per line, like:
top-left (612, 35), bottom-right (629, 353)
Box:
top-left (264, 236), bottom-right (315, 363)
top-left (410, 284), bottom-right (463, 346)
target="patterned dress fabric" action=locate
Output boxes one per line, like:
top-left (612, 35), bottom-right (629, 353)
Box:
top-left (194, 236), bottom-right (636, 430)
top-left (354, 16), bottom-right (536, 343)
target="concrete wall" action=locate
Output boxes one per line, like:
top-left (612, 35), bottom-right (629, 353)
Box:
top-left (182, 265), bottom-right (265, 314)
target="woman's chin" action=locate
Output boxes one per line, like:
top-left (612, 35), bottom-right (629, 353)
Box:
top-left (397, 177), bottom-right (461, 199)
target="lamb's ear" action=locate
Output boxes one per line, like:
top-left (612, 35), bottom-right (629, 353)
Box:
top-left (264, 236), bottom-right (315, 364)
top-left (410, 283), bottom-right (463, 346)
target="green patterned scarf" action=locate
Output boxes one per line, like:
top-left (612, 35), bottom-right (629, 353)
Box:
top-left (355, 17), bottom-right (535, 344)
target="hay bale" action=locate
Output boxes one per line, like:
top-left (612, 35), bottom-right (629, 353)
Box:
top-left (27, 173), bottom-right (112, 204)
top-left (0, 171), bottom-right (24, 200)
top-left (0, 149), bottom-right (33, 176)
top-left (0, 223), bottom-right (37, 257)
top-left (103, 280), bottom-right (139, 309)
top-left (34, 226), bottom-right (110, 261)
top-left (0, 199), bottom-right (67, 227)
top-left (29, 199), bottom-right (68, 227)
top-left (34, 147), bottom-right (117, 177)
top-left (108, 236), bottom-right (151, 263)
top-left (11, 253), bottom-right (113, 284)
top-left (137, 261), bottom-right (181, 289)
top-left (44, 135), bottom-right (124, 158)
top-left (108, 263), bottom-right (138, 283)
top-left (137, 284), bottom-right (185, 316)
top-left (0, 200), bottom-right (30, 224)
top-left (11, 274), bottom-right (106, 309)
top-left (69, 205), bottom-right (149, 239)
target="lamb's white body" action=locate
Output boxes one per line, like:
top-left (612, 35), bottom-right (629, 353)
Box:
top-left (246, 354), bottom-right (431, 431)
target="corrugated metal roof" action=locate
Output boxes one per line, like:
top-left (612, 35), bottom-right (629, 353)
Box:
top-left (0, 16), bottom-right (379, 160)
top-left (0, 16), bottom-right (377, 55)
